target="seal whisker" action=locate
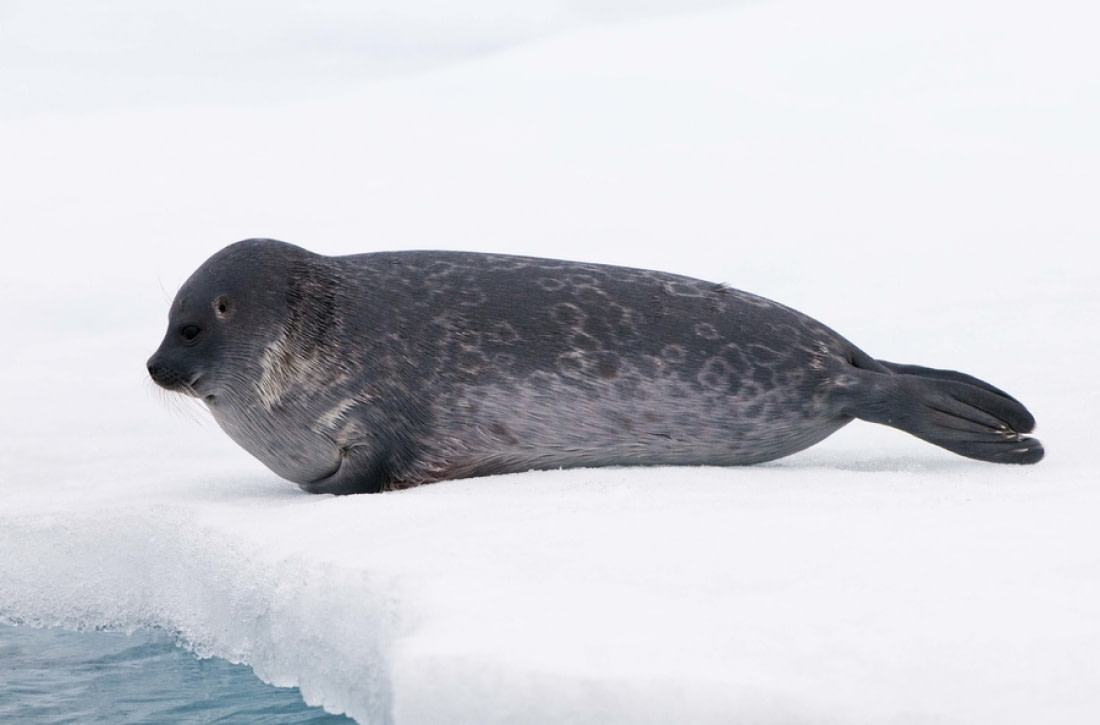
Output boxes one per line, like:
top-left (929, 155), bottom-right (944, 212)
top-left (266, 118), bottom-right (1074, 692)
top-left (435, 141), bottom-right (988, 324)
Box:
top-left (145, 377), bottom-right (209, 425)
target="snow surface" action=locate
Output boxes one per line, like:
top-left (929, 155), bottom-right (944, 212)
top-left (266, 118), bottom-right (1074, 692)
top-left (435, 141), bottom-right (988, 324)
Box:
top-left (2, 0), bottom-right (1098, 722)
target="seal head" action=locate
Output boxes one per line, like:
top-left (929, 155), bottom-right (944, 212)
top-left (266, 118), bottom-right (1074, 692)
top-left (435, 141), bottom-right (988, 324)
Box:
top-left (148, 240), bottom-right (360, 487)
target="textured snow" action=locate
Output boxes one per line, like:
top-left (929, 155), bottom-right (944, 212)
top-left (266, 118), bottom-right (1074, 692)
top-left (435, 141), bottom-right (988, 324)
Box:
top-left (1, 0), bottom-right (1097, 722)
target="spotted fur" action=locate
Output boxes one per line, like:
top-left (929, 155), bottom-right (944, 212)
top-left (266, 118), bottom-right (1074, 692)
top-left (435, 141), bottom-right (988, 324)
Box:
top-left (147, 239), bottom-right (1043, 495)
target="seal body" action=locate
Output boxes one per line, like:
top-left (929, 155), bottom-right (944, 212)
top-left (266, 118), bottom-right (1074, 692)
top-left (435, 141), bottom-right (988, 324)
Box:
top-left (148, 239), bottom-right (1043, 494)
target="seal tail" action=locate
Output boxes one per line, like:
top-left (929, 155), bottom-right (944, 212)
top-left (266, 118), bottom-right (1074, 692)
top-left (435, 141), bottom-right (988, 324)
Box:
top-left (838, 354), bottom-right (1044, 464)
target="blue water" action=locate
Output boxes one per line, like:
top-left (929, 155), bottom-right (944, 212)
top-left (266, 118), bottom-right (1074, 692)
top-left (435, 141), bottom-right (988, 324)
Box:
top-left (0, 624), bottom-right (353, 723)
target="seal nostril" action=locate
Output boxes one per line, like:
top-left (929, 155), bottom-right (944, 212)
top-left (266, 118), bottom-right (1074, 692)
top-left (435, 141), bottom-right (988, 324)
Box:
top-left (148, 362), bottom-right (183, 389)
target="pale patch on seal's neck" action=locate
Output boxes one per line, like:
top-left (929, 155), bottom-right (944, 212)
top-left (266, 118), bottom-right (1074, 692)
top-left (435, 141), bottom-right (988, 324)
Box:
top-left (255, 330), bottom-right (328, 410)
top-left (254, 260), bottom-right (343, 410)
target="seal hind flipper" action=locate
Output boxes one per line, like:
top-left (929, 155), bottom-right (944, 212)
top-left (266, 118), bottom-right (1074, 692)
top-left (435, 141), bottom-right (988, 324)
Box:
top-left (874, 361), bottom-right (1024, 404)
top-left (839, 363), bottom-right (1044, 464)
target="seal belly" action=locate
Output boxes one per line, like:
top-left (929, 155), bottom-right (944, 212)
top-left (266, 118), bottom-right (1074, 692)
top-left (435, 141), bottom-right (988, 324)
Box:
top-left (406, 352), bottom-right (851, 486)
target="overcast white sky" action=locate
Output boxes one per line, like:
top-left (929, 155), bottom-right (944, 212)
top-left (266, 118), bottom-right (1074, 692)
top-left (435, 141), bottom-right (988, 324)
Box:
top-left (1, 1), bottom-right (746, 116)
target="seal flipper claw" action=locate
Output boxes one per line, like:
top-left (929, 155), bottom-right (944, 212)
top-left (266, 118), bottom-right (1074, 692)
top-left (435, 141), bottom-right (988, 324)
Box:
top-left (838, 361), bottom-right (1044, 464)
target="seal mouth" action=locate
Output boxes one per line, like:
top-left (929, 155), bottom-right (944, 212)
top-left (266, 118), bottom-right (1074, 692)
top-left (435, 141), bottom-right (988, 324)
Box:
top-left (183, 374), bottom-right (204, 397)
top-left (147, 363), bottom-right (202, 397)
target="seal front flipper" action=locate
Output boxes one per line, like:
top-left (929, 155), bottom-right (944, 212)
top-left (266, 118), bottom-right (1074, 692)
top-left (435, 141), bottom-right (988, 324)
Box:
top-left (835, 360), bottom-right (1044, 464)
top-left (299, 444), bottom-right (391, 495)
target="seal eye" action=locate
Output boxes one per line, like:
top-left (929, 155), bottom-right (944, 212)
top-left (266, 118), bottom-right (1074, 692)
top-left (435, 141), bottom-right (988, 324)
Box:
top-left (180, 324), bottom-right (201, 342)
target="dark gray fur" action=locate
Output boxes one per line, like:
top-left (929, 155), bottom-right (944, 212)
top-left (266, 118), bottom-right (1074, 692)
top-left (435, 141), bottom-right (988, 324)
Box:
top-left (147, 239), bottom-right (1043, 494)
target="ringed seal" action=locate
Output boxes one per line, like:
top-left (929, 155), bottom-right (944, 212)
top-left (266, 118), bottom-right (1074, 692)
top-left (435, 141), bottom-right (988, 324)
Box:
top-left (147, 239), bottom-right (1043, 494)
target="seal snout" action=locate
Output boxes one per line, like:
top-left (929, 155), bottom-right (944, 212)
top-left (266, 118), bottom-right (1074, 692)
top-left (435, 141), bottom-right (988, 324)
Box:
top-left (147, 356), bottom-right (195, 394)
